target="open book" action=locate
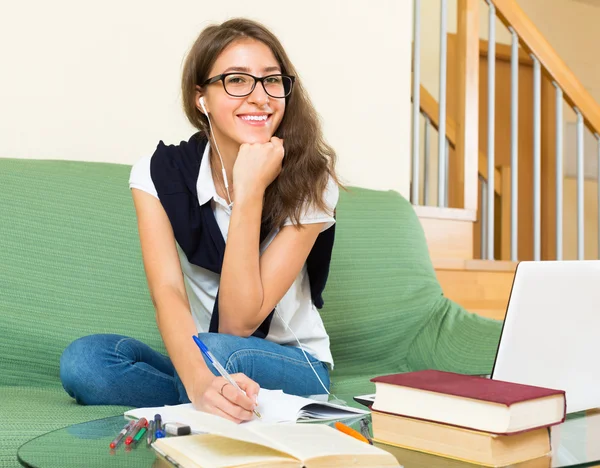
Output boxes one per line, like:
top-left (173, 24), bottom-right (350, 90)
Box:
top-left (152, 419), bottom-right (400, 468)
top-left (125, 389), bottom-right (369, 426)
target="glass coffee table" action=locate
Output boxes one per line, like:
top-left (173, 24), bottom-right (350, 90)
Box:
top-left (17, 413), bottom-right (371, 468)
top-left (18, 409), bottom-right (600, 468)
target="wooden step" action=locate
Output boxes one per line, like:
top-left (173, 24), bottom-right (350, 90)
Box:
top-left (433, 258), bottom-right (517, 272)
top-left (415, 205), bottom-right (515, 320)
top-left (415, 206), bottom-right (476, 260)
top-left (433, 259), bottom-right (517, 321)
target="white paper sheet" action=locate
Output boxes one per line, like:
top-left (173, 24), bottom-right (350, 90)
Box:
top-left (124, 388), bottom-right (368, 430)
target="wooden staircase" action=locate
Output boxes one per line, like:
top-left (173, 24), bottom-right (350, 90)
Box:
top-left (411, 0), bottom-right (600, 320)
top-left (413, 57), bottom-right (517, 321)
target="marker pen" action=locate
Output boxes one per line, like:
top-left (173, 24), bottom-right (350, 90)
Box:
top-left (109, 420), bottom-right (135, 449)
top-left (125, 418), bottom-right (148, 445)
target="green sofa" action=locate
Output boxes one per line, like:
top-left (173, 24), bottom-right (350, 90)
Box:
top-left (0, 158), bottom-right (502, 467)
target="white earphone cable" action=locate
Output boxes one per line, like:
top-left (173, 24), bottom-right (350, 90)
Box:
top-left (202, 100), bottom-right (232, 206)
top-left (275, 308), bottom-right (344, 404)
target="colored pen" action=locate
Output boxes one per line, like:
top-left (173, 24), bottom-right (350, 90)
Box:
top-left (155, 414), bottom-right (165, 439)
top-left (193, 335), bottom-right (261, 419)
top-left (132, 427), bottom-right (147, 445)
top-left (125, 418), bottom-right (148, 445)
top-left (334, 421), bottom-right (371, 444)
top-left (359, 419), bottom-right (374, 445)
top-left (146, 420), bottom-right (154, 447)
top-left (109, 420), bottom-right (135, 449)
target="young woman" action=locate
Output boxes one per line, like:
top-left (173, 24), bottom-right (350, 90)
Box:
top-left (59, 18), bottom-right (340, 424)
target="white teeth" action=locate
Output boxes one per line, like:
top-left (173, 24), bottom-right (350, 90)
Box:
top-left (240, 115), bottom-right (268, 121)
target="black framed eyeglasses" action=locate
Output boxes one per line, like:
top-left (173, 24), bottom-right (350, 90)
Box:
top-left (201, 72), bottom-right (295, 99)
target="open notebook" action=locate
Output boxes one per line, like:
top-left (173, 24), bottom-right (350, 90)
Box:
top-left (125, 388), bottom-right (369, 426)
top-left (151, 418), bottom-right (400, 468)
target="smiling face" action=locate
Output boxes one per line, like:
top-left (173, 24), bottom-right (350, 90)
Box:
top-left (196, 38), bottom-right (286, 148)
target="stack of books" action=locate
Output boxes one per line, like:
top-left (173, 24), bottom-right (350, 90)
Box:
top-left (369, 370), bottom-right (566, 467)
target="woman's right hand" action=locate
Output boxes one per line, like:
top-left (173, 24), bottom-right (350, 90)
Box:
top-left (233, 137), bottom-right (285, 197)
top-left (190, 373), bottom-right (260, 424)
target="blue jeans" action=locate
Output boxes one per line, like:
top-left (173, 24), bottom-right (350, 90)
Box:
top-left (59, 333), bottom-right (330, 408)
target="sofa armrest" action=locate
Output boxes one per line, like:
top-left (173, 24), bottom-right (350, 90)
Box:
top-left (406, 296), bottom-right (503, 375)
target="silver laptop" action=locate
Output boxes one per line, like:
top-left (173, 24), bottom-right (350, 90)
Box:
top-left (491, 260), bottom-right (600, 414)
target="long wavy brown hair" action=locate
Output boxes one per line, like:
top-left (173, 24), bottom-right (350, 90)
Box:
top-left (181, 18), bottom-right (340, 231)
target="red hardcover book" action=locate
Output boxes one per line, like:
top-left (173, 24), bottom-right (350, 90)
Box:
top-left (370, 370), bottom-right (566, 435)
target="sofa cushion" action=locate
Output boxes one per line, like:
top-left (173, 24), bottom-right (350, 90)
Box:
top-left (0, 159), bottom-right (164, 388)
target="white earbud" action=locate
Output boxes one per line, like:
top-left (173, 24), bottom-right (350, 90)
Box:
top-left (199, 97), bottom-right (208, 114)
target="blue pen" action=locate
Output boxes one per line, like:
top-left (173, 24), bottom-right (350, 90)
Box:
top-left (192, 335), bottom-right (261, 419)
top-left (154, 414), bottom-right (165, 439)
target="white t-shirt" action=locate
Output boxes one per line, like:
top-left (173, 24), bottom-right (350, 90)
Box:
top-left (129, 142), bottom-right (338, 368)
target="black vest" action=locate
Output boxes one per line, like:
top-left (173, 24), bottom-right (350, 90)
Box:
top-left (149, 133), bottom-right (335, 338)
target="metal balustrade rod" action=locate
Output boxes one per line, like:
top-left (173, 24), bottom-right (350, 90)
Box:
top-left (481, 176), bottom-right (488, 259)
top-left (445, 138), bottom-right (450, 206)
top-left (486, 0), bottom-right (496, 259)
top-left (597, 134), bottom-right (600, 260)
top-left (532, 55), bottom-right (542, 261)
top-left (509, 26), bottom-right (519, 262)
top-left (576, 109), bottom-right (585, 260)
top-left (424, 116), bottom-right (430, 205)
top-left (411, 0), bottom-right (421, 204)
top-left (554, 83), bottom-right (564, 260)
top-left (437, 0), bottom-right (448, 207)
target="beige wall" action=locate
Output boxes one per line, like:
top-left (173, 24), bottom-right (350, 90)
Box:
top-left (518, 0), bottom-right (600, 180)
top-left (516, 0), bottom-right (600, 109)
top-left (0, 1), bottom-right (412, 197)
